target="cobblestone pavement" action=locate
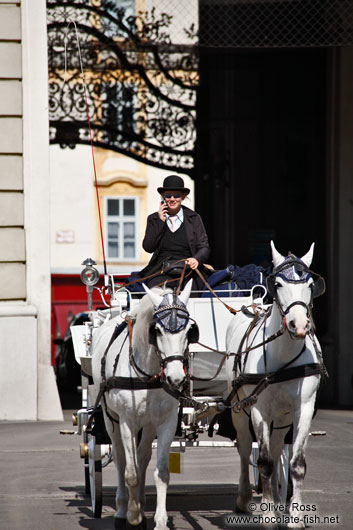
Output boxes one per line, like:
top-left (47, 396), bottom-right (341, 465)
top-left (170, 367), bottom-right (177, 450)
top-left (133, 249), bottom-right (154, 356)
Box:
top-left (0, 408), bottom-right (352, 529)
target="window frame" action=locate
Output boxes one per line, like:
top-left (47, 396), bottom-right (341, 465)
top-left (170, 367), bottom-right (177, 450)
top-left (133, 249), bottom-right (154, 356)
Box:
top-left (104, 195), bottom-right (139, 263)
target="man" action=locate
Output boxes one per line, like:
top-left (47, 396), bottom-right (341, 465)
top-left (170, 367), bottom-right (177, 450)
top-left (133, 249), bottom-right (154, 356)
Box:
top-left (141, 175), bottom-right (210, 289)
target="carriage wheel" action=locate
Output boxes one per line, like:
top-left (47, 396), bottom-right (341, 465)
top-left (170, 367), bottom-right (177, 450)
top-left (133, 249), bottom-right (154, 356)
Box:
top-left (88, 434), bottom-right (103, 518)
top-left (251, 444), bottom-right (262, 493)
top-left (83, 430), bottom-right (90, 494)
top-left (252, 443), bottom-right (290, 500)
top-left (278, 444), bottom-right (291, 504)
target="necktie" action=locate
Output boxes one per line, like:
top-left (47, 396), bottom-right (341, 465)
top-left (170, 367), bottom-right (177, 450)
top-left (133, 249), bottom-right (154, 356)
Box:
top-left (169, 216), bottom-right (178, 232)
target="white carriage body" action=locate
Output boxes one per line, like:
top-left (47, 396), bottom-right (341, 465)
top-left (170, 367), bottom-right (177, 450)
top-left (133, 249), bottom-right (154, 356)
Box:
top-left (71, 283), bottom-right (266, 399)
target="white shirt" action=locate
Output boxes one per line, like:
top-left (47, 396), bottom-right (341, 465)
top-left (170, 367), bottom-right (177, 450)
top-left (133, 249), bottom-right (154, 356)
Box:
top-left (166, 208), bottom-right (184, 231)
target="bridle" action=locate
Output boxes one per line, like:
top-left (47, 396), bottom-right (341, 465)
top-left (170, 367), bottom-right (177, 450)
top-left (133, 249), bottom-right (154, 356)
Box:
top-left (147, 293), bottom-right (199, 383)
top-left (266, 255), bottom-right (326, 338)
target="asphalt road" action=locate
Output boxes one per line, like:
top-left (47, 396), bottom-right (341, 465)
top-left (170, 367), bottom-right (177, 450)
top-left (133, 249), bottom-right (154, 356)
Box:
top-left (0, 408), bottom-right (352, 530)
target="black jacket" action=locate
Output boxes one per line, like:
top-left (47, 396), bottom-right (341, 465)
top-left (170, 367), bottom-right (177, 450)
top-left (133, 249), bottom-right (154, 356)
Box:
top-left (141, 206), bottom-right (210, 275)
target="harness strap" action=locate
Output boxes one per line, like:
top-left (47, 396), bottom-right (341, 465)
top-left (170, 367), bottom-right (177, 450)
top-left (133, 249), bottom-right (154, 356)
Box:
top-left (128, 348), bottom-right (158, 381)
top-left (233, 362), bottom-right (327, 389)
top-left (126, 317), bottom-right (160, 382)
top-left (160, 355), bottom-right (187, 368)
top-left (231, 361), bottom-right (327, 412)
top-left (236, 315), bottom-right (285, 360)
top-left (103, 375), bottom-right (207, 411)
top-left (105, 376), bottom-right (163, 390)
top-left (100, 320), bottom-right (128, 381)
top-left (233, 341), bottom-right (307, 407)
top-left (86, 375), bottom-right (164, 432)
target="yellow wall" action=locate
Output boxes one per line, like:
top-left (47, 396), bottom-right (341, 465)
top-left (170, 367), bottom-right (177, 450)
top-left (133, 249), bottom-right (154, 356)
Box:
top-left (94, 148), bottom-right (149, 269)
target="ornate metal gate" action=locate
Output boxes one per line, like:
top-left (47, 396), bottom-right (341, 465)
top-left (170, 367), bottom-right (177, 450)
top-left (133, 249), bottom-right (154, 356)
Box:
top-left (47, 0), bottom-right (353, 173)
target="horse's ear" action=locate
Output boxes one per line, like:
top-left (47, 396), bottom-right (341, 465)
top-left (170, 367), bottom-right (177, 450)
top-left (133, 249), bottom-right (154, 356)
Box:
top-left (187, 323), bottom-right (199, 344)
top-left (143, 283), bottom-right (163, 307)
top-left (301, 243), bottom-right (315, 268)
top-left (270, 240), bottom-right (285, 268)
top-left (179, 279), bottom-right (193, 305)
top-left (149, 324), bottom-right (157, 347)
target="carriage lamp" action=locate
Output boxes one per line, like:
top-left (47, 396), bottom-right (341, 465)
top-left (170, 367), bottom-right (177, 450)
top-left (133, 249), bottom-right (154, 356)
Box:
top-left (81, 258), bottom-right (100, 310)
top-left (81, 258), bottom-right (100, 286)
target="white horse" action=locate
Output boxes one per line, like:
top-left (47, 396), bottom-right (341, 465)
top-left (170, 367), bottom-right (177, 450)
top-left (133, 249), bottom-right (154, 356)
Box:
top-left (91, 279), bottom-right (198, 530)
top-left (226, 241), bottom-right (326, 528)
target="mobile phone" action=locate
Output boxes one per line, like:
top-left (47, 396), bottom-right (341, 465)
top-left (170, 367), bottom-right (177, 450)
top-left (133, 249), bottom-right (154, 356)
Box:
top-left (161, 199), bottom-right (166, 205)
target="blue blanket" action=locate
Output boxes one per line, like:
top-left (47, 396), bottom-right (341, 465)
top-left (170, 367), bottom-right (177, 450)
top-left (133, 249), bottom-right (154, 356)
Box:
top-left (201, 264), bottom-right (270, 298)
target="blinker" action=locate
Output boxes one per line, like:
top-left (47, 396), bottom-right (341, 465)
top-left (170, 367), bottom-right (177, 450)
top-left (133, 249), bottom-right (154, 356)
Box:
top-left (169, 294), bottom-right (179, 332)
top-left (153, 293), bottom-right (189, 333)
top-left (266, 256), bottom-right (325, 300)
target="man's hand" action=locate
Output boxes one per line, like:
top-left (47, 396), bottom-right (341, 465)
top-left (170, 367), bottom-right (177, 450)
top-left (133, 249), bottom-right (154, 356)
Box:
top-left (158, 201), bottom-right (168, 222)
top-left (185, 258), bottom-right (199, 270)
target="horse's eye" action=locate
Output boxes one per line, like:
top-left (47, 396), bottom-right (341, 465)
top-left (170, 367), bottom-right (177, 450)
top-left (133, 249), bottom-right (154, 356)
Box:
top-left (156, 327), bottom-right (162, 335)
top-left (275, 282), bottom-right (281, 289)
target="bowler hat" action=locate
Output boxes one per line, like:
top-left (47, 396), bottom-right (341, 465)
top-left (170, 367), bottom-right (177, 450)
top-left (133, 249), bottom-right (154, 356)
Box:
top-left (157, 175), bottom-right (190, 195)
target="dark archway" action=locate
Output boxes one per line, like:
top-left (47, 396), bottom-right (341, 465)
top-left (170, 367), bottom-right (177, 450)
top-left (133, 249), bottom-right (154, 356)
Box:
top-left (195, 48), bottom-right (328, 333)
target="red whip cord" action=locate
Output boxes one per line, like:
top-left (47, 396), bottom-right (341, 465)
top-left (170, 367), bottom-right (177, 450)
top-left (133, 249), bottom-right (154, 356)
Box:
top-left (62, 21), bottom-right (107, 275)
top-left (83, 90), bottom-right (107, 274)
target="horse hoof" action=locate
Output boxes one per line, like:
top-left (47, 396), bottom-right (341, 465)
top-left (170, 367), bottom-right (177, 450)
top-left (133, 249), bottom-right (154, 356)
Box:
top-left (114, 518), bottom-right (127, 530)
top-left (235, 501), bottom-right (252, 514)
top-left (126, 516), bottom-right (147, 530)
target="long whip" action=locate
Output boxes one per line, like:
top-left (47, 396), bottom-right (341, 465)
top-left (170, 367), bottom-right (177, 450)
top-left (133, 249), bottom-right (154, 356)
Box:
top-left (60, 21), bottom-right (108, 275)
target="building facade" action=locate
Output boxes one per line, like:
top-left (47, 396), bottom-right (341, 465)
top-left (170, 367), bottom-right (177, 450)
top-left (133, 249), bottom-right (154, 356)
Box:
top-left (0, 0), bottom-right (62, 420)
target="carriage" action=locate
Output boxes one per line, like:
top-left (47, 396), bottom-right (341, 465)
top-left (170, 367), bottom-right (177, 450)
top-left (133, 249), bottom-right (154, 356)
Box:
top-left (65, 243), bottom-right (326, 529)
top-left (68, 259), bottom-right (285, 517)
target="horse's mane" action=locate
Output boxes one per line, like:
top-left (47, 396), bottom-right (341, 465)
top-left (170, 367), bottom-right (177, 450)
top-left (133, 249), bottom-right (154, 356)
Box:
top-left (132, 287), bottom-right (172, 350)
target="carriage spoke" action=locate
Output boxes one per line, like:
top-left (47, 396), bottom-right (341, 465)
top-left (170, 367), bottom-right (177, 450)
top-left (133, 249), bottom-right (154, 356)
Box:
top-left (88, 434), bottom-right (103, 518)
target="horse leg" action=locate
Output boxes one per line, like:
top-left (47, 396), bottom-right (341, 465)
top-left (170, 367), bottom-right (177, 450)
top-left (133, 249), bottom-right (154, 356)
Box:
top-left (153, 412), bottom-right (178, 530)
top-left (288, 400), bottom-right (316, 529)
top-left (137, 424), bottom-right (157, 511)
top-left (103, 412), bottom-right (128, 523)
top-left (269, 420), bottom-right (291, 506)
top-left (252, 410), bottom-right (278, 525)
top-left (232, 410), bottom-right (254, 513)
top-left (119, 420), bottom-right (144, 527)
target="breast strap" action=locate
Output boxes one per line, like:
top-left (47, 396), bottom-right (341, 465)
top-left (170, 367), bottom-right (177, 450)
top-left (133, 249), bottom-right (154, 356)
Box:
top-left (105, 375), bottom-right (163, 391)
top-left (232, 362), bottom-right (328, 391)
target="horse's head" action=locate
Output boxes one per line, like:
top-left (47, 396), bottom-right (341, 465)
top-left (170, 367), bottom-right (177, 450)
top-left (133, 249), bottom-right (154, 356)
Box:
top-left (143, 279), bottom-right (198, 389)
top-left (267, 241), bottom-right (326, 339)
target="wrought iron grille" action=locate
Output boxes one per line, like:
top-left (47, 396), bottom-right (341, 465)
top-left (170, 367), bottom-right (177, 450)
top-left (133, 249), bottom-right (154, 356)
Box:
top-left (199, 0), bottom-right (353, 48)
top-left (47, 0), bottom-right (198, 172)
top-left (47, 0), bottom-right (353, 172)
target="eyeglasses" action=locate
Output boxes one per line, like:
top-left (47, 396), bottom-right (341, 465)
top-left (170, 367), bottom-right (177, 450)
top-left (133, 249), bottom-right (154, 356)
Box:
top-left (164, 193), bottom-right (181, 199)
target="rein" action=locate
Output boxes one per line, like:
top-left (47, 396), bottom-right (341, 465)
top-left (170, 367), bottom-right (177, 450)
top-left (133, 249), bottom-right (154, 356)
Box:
top-left (195, 268), bottom-right (239, 315)
top-left (113, 259), bottom-right (191, 296)
top-left (189, 308), bottom-right (286, 384)
top-left (126, 316), bottom-right (162, 383)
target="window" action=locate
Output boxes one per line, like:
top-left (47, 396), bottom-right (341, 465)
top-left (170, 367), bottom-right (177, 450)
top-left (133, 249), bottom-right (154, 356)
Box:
top-left (102, 82), bottom-right (138, 135)
top-left (102, 1), bottom-right (135, 36)
top-left (105, 197), bottom-right (138, 261)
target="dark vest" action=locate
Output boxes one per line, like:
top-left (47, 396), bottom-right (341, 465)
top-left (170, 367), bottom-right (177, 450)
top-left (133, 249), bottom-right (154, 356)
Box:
top-left (158, 222), bottom-right (192, 262)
